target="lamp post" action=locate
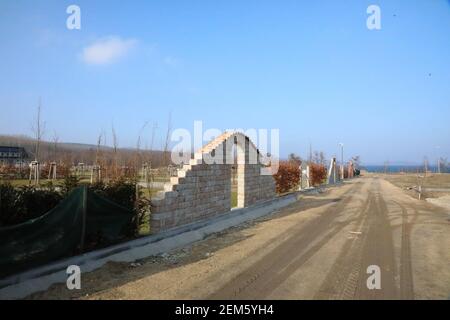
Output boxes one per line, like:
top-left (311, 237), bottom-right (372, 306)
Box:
top-left (339, 143), bottom-right (344, 179)
top-left (436, 146), bottom-right (441, 174)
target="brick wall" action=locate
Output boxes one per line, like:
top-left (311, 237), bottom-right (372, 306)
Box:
top-left (150, 132), bottom-right (276, 233)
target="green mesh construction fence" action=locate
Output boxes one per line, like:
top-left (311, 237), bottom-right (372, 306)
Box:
top-left (0, 186), bottom-right (135, 279)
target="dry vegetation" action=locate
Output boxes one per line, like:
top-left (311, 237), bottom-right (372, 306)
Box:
top-left (381, 173), bottom-right (450, 199)
top-left (0, 134), bottom-right (170, 170)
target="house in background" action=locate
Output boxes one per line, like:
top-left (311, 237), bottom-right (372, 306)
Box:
top-left (0, 146), bottom-right (29, 167)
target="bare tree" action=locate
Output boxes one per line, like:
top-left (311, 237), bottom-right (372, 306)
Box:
top-left (288, 153), bottom-right (302, 166)
top-left (149, 121), bottom-right (158, 164)
top-left (319, 151), bottom-right (326, 166)
top-left (90, 132), bottom-right (104, 183)
top-left (312, 151), bottom-right (320, 164)
top-left (135, 121), bottom-right (149, 178)
top-left (112, 124), bottom-right (118, 177)
top-left (52, 131), bottom-right (59, 160)
top-left (95, 132), bottom-right (103, 166)
top-left (351, 156), bottom-right (361, 168)
top-left (163, 112), bottom-right (172, 166)
top-left (311, 151), bottom-right (326, 166)
top-left (31, 98), bottom-right (46, 162)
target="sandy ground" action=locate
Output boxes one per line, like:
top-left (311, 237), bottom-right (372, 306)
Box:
top-left (425, 195), bottom-right (450, 211)
top-left (28, 176), bottom-right (450, 300)
top-left (384, 173), bottom-right (450, 199)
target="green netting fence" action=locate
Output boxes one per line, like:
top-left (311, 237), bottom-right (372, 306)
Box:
top-left (0, 186), bottom-right (135, 279)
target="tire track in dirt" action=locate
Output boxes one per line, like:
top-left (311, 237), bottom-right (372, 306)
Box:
top-left (392, 200), bottom-right (418, 300)
top-left (208, 181), bottom-right (364, 299)
top-left (354, 180), bottom-right (397, 299)
top-left (314, 185), bottom-right (374, 300)
top-left (315, 179), bottom-right (398, 299)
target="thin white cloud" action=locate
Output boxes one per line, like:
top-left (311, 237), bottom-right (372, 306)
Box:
top-left (81, 36), bottom-right (137, 65)
top-left (163, 56), bottom-right (180, 68)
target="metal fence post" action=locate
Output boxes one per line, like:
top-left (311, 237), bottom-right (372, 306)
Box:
top-left (135, 183), bottom-right (140, 236)
top-left (79, 185), bottom-right (87, 252)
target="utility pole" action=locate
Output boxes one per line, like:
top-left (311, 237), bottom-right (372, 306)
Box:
top-left (339, 142), bottom-right (344, 179)
top-left (424, 156), bottom-right (428, 176)
top-left (436, 146), bottom-right (441, 174)
top-left (309, 142), bottom-right (312, 165)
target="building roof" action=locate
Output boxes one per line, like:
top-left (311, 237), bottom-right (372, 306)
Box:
top-left (0, 146), bottom-right (28, 158)
top-left (0, 146), bottom-right (25, 152)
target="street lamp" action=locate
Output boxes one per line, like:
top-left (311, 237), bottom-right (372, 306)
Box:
top-left (339, 143), bottom-right (344, 179)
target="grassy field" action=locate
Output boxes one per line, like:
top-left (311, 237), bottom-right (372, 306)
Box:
top-left (382, 173), bottom-right (450, 199)
top-left (1, 177), bottom-right (95, 187)
top-left (4, 178), bottom-right (63, 187)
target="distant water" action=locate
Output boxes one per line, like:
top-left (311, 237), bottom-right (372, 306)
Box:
top-left (363, 165), bottom-right (449, 174)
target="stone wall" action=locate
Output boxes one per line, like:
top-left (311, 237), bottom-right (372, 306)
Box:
top-left (150, 132), bottom-right (276, 233)
top-left (299, 162), bottom-right (310, 189)
top-left (327, 157), bottom-right (339, 184)
top-left (347, 161), bottom-right (354, 178)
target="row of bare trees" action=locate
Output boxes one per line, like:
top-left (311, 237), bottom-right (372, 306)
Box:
top-left (0, 100), bottom-right (176, 184)
top-left (30, 101), bottom-right (173, 168)
top-left (288, 151), bottom-right (327, 167)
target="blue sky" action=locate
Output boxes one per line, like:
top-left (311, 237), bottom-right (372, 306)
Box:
top-left (0, 0), bottom-right (449, 164)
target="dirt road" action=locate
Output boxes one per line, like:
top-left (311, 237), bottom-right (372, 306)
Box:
top-left (30, 176), bottom-right (450, 300)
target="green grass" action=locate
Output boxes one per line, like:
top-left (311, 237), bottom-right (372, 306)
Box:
top-left (231, 190), bottom-right (238, 208)
top-left (140, 187), bottom-right (163, 199)
top-left (2, 178), bottom-right (66, 187)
